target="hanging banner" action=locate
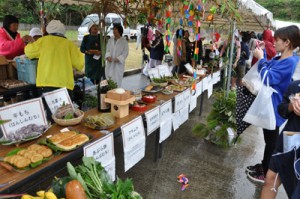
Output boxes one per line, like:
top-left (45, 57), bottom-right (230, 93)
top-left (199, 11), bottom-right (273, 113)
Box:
top-left (0, 98), bottom-right (47, 138)
top-left (159, 118), bottom-right (172, 143)
top-left (145, 106), bottom-right (160, 136)
top-left (84, 133), bottom-right (115, 181)
top-left (174, 92), bottom-right (184, 112)
top-left (43, 88), bottom-right (73, 114)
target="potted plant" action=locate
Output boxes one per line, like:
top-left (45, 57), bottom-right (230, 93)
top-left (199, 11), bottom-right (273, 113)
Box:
top-left (192, 89), bottom-right (237, 148)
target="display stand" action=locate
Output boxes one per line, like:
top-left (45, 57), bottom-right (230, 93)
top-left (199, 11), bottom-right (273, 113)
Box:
top-left (105, 97), bottom-right (135, 118)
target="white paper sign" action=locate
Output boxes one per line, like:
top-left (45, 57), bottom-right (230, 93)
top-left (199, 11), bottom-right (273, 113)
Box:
top-left (43, 88), bottom-right (73, 114)
top-left (180, 106), bottom-right (189, 125)
top-left (202, 77), bottom-right (208, 91)
top-left (174, 93), bottom-right (184, 112)
top-left (148, 68), bottom-right (160, 79)
top-left (121, 116), bottom-right (145, 149)
top-left (84, 133), bottom-right (114, 166)
top-left (103, 158), bottom-right (116, 181)
top-left (157, 64), bottom-right (172, 77)
top-left (145, 106), bottom-right (160, 136)
top-left (196, 81), bottom-right (203, 97)
top-left (207, 78), bottom-right (213, 99)
top-left (124, 137), bottom-right (145, 172)
top-left (183, 88), bottom-right (191, 106)
top-left (160, 100), bottom-right (172, 122)
top-left (159, 118), bottom-right (172, 143)
top-left (172, 111), bottom-right (181, 131)
top-left (0, 98), bottom-right (47, 137)
top-left (189, 95), bottom-right (197, 113)
top-left (213, 71), bottom-right (221, 84)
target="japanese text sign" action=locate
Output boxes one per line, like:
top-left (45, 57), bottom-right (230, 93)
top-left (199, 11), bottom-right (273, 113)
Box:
top-left (174, 92), bottom-right (184, 112)
top-left (43, 88), bottom-right (73, 114)
top-left (160, 100), bottom-right (172, 122)
top-left (157, 65), bottom-right (172, 77)
top-left (121, 116), bottom-right (145, 149)
top-left (0, 98), bottom-right (47, 137)
top-left (145, 106), bottom-right (160, 136)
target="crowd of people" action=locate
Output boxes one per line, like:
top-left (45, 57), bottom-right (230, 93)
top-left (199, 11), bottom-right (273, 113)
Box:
top-left (1, 13), bottom-right (300, 199)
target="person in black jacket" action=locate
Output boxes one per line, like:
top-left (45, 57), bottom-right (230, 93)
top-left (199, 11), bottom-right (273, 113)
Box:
top-left (236, 32), bottom-right (250, 86)
top-left (149, 28), bottom-right (164, 68)
top-left (261, 80), bottom-right (300, 198)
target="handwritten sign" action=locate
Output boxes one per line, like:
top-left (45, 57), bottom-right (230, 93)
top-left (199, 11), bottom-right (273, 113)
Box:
top-left (0, 98), bottom-right (47, 137)
top-left (148, 68), bottom-right (160, 79)
top-left (202, 77), bottom-right (208, 91)
top-left (160, 100), bottom-right (172, 121)
top-left (121, 116), bottom-right (145, 149)
top-left (157, 64), bottom-right (172, 77)
top-left (189, 95), bottom-right (197, 113)
top-left (180, 106), bottom-right (189, 125)
top-left (196, 81), bottom-right (203, 97)
top-left (124, 137), bottom-right (145, 172)
top-left (159, 118), bottom-right (172, 143)
top-left (84, 133), bottom-right (114, 166)
top-left (172, 111), bottom-right (181, 131)
top-left (183, 88), bottom-right (191, 106)
top-left (145, 106), bottom-right (160, 136)
top-left (174, 92), bottom-right (184, 112)
top-left (207, 78), bottom-right (213, 99)
top-left (43, 88), bottom-right (73, 114)
top-left (213, 71), bottom-right (221, 84)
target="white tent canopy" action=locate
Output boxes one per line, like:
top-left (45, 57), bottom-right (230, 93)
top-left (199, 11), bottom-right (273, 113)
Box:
top-left (275, 20), bottom-right (300, 29)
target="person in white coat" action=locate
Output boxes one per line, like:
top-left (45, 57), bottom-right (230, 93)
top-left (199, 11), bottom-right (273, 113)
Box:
top-left (105, 24), bottom-right (129, 87)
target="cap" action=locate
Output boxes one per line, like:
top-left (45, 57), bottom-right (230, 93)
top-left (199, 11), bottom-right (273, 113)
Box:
top-left (88, 22), bottom-right (97, 32)
top-left (46, 20), bottom-right (66, 36)
top-left (29, 28), bottom-right (42, 37)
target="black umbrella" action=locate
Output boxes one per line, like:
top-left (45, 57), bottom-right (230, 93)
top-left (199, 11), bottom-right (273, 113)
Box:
top-left (234, 86), bottom-right (256, 144)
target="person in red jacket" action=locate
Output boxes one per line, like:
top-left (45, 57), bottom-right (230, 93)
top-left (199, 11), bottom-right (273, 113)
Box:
top-left (0, 15), bottom-right (32, 59)
top-left (251, 29), bottom-right (276, 65)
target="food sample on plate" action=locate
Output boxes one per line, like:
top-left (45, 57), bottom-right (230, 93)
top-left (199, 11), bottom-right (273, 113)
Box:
top-left (170, 85), bottom-right (186, 92)
top-left (54, 104), bottom-right (83, 120)
top-left (143, 85), bottom-right (162, 92)
top-left (131, 101), bottom-right (147, 111)
top-left (162, 86), bottom-right (174, 95)
top-left (0, 124), bottom-right (48, 144)
top-left (46, 131), bottom-right (89, 151)
top-left (142, 94), bottom-right (157, 103)
top-left (84, 113), bottom-right (115, 130)
top-left (3, 144), bottom-right (53, 169)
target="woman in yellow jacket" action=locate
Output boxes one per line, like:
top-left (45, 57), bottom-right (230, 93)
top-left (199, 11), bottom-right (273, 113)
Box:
top-left (25, 20), bottom-right (84, 91)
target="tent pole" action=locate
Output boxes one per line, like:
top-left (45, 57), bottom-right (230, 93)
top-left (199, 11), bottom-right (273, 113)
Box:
top-left (226, 20), bottom-right (236, 98)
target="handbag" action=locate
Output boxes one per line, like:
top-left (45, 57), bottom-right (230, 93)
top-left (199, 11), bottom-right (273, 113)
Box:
top-left (243, 70), bottom-right (276, 130)
top-left (242, 61), bottom-right (262, 95)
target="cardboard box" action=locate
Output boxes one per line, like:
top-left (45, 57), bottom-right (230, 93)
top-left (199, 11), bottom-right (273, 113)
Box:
top-left (107, 89), bottom-right (131, 101)
top-left (7, 61), bottom-right (17, 80)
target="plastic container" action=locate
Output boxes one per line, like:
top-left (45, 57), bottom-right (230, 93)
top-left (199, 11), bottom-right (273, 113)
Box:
top-left (142, 94), bottom-right (157, 103)
top-left (15, 58), bottom-right (38, 84)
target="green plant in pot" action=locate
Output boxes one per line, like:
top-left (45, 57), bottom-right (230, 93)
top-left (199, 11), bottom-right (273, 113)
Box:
top-left (192, 89), bottom-right (237, 148)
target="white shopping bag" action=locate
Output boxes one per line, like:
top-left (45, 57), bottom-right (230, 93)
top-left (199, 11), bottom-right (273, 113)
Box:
top-left (243, 71), bottom-right (276, 130)
top-left (283, 131), bottom-right (300, 153)
top-left (242, 61), bottom-right (262, 95)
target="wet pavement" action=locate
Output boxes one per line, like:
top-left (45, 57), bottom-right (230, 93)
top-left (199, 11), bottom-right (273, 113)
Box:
top-left (117, 73), bottom-right (288, 199)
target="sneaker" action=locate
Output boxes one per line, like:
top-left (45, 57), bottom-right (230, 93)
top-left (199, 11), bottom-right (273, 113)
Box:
top-left (245, 163), bottom-right (263, 173)
top-left (247, 171), bottom-right (265, 183)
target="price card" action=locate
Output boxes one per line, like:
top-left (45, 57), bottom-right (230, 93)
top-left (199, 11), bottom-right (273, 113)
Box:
top-left (159, 118), bottom-right (172, 143)
top-left (0, 98), bottom-right (47, 137)
top-left (124, 137), bottom-right (145, 172)
top-left (121, 116), bottom-right (145, 150)
top-left (183, 88), bottom-right (191, 106)
top-left (174, 92), bottom-right (184, 112)
top-left (84, 133), bottom-right (114, 166)
top-left (196, 81), bottom-right (203, 97)
top-left (160, 100), bottom-right (172, 122)
top-left (189, 94), bottom-right (198, 113)
top-left (145, 106), bottom-right (160, 136)
top-left (180, 106), bottom-right (189, 125)
top-left (43, 88), bottom-right (73, 114)
top-left (147, 68), bottom-right (160, 79)
top-left (202, 77), bottom-right (208, 91)
top-left (157, 64), bottom-right (172, 77)
top-left (172, 111), bottom-right (181, 131)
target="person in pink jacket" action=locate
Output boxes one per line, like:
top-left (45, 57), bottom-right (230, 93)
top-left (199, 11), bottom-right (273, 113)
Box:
top-left (0, 15), bottom-right (32, 59)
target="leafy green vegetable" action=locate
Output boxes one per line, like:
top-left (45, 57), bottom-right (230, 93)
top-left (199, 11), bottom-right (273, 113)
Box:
top-left (107, 78), bottom-right (118, 90)
top-left (6, 148), bottom-right (24, 156)
top-left (64, 112), bottom-right (74, 119)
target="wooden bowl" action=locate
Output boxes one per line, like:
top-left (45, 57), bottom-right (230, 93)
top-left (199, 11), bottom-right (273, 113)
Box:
top-left (52, 110), bottom-right (84, 126)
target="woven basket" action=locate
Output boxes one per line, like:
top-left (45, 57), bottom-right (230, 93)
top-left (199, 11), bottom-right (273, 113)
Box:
top-left (52, 110), bottom-right (84, 126)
